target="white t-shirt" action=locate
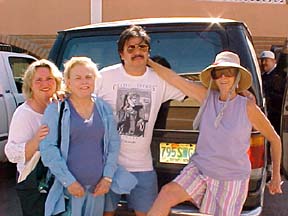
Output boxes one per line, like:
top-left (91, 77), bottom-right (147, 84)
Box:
top-left (95, 64), bottom-right (185, 172)
top-left (5, 102), bottom-right (42, 175)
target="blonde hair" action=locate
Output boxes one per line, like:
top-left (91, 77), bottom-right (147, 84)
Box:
top-left (63, 57), bottom-right (100, 93)
top-left (22, 59), bottom-right (62, 99)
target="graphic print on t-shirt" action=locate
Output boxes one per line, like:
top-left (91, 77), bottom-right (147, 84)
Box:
top-left (116, 88), bottom-right (151, 137)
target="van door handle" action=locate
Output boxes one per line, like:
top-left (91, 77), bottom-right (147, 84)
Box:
top-left (0, 133), bottom-right (8, 142)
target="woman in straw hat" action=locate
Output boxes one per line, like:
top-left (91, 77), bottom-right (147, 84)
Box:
top-left (147, 51), bottom-right (282, 216)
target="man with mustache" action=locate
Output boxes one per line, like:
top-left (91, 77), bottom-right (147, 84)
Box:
top-left (95, 25), bottom-right (185, 216)
top-left (259, 50), bottom-right (286, 134)
top-left (259, 50), bottom-right (286, 180)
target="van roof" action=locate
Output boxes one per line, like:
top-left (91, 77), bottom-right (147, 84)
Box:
top-left (63, 17), bottom-right (242, 32)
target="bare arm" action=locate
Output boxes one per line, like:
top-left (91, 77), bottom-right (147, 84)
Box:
top-left (247, 101), bottom-right (282, 195)
top-left (148, 59), bottom-right (207, 104)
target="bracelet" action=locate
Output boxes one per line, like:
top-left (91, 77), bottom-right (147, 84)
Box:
top-left (103, 176), bottom-right (112, 183)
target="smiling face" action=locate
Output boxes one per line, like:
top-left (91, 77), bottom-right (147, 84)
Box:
top-left (66, 64), bottom-right (96, 99)
top-left (213, 68), bottom-right (237, 94)
top-left (120, 37), bottom-right (149, 74)
top-left (215, 75), bottom-right (236, 92)
top-left (31, 66), bottom-right (57, 102)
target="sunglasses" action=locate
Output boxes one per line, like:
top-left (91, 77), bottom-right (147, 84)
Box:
top-left (211, 68), bottom-right (238, 80)
top-left (126, 44), bottom-right (149, 54)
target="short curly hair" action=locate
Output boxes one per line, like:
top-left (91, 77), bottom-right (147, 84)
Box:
top-left (63, 56), bottom-right (100, 93)
top-left (22, 59), bottom-right (63, 99)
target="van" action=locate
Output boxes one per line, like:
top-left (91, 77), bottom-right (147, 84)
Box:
top-left (49, 17), bottom-right (266, 216)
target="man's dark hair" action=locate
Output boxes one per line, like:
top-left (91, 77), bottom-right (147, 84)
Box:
top-left (117, 25), bottom-right (151, 53)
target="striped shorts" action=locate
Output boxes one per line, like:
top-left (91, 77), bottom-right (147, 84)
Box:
top-left (174, 162), bottom-right (249, 216)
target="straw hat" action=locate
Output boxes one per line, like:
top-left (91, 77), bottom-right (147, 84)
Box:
top-left (200, 51), bottom-right (252, 92)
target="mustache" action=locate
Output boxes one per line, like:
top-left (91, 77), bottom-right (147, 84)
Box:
top-left (131, 55), bottom-right (144, 60)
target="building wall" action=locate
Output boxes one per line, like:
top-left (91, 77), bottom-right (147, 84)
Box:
top-left (0, 0), bottom-right (90, 58)
top-left (102, 1), bottom-right (288, 38)
top-left (0, 0), bottom-right (90, 34)
top-left (0, 0), bottom-right (287, 58)
top-left (102, 1), bottom-right (288, 57)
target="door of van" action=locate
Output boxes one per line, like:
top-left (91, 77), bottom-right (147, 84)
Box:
top-left (280, 48), bottom-right (288, 177)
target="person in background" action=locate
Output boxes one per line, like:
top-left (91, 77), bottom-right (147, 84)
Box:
top-left (260, 50), bottom-right (286, 134)
top-left (40, 57), bottom-right (129, 216)
top-left (260, 50), bottom-right (286, 179)
top-left (5, 59), bottom-right (63, 216)
top-left (95, 25), bottom-right (185, 216)
top-left (147, 51), bottom-right (282, 216)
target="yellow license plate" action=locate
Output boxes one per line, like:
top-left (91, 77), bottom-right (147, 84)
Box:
top-left (160, 142), bottom-right (196, 164)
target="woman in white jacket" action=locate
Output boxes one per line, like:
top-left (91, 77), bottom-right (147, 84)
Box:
top-left (5, 59), bottom-right (62, 216)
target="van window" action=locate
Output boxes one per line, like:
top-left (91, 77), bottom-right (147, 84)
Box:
top-left (62, 35), bottom-right (120, 70)
top-left (8, 57), bottom-right (35, 93)
top-left (61, 31), bottom-right (223, 72)
top-left (150, 32), bottom-right (223, 72)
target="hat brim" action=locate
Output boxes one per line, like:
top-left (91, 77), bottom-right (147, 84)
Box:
top-left (200, 62), bottom-right (252, 92)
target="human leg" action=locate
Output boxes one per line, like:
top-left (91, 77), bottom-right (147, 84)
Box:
top-left (134, 211), bottom-right (147, 216)
top-left (103, 212), bottom-right (115, 216)
top-left (103, 211), bottom-right (115, 216)
top-left (148, 162), bottom-right (207, 216)
top-left (104, 189), bottom-right (121, 216)
top-left (200, 177), bottom-right (249, 216)
top-left (16, 188), bottom-right (46, 216)
top-left (127, 170), bottom-right (158, 215)
top-left (84, 193), bottom-right (104, 216)
top-left (70, 194), bottom-right (85, 216)
top-left (147, 182), bottom-right (191, 216)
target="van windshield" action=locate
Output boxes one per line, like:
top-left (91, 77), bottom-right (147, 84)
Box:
top-left (61, 31), bottom-right (223, 73)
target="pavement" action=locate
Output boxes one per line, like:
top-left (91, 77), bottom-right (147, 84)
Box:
top-left (0, 162), bottom-right (288, 216)
top-left (0, 163), bottom-right (22, 216)
top-left (261, 178), bottom-right (288, 216)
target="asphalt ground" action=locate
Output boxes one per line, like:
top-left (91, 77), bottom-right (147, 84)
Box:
top-left (0, 164), bottom-right (287, 216)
